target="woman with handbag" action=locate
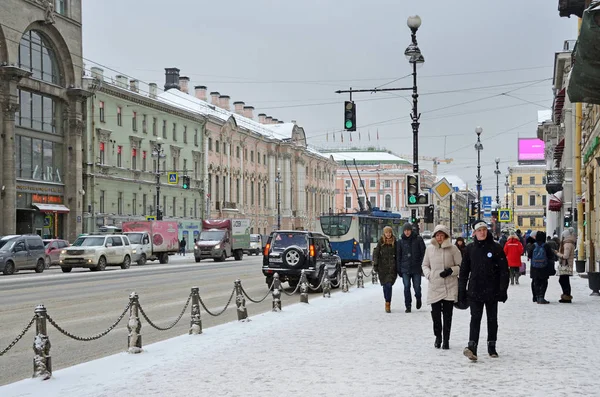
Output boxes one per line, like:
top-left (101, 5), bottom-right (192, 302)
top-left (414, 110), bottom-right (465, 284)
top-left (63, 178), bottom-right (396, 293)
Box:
top-left (503, 231), bottom-right (524, 285)
top-left (555, 228), bottom-right (576, 303)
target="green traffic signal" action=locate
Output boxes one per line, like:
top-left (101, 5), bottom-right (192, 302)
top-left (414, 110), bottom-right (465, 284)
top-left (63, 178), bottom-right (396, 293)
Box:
top-left (345, 120), bottom-right (353, 129)
top-left (408, 195), bottom-right (417, 204)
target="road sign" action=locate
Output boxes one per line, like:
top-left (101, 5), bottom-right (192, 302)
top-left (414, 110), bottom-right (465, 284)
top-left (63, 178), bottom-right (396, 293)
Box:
top-left (168, 173), bottom-right (178, 184)
top-left (146, 216), bottom-right (156, 221)
top-left (482, 196), bottom-right (492, 209)
top-left (432, 178), bottom-right (453, 201)
top-left (499, 209), bottom-right (512, 223)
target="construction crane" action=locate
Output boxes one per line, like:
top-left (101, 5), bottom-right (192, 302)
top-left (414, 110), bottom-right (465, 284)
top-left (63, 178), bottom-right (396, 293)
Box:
top-left (396, 155), bottom-right (454, 175)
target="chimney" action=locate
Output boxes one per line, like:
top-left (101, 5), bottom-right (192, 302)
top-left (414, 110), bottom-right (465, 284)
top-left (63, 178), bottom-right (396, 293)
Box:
top-left (115, 75), bottom-right (128, 89)
top-left (219, 95), bottom-right (230, 111)
top-left (272, 118), bottom-right (279, 124)
top-left (179, 76), bottom-right (190, 94)
top-left (278, 120), bottom-right (284, 124)
top-left (210, 92), bottom-right (220, 106)
top-left (164, 67), bottom-right (180, 91)
top-left (149, 83), bottom-right (157, 99)
top-left (243, 106), bottom-right (254, 119)
top-left (265, 116), bottom-right (273, 124)
top-left (91, 67), bottom-right (104, 80)
top-left (258, 113), bottom-right (266, 124)
top-left (233, 101), bottom-right (245, 115)
top-left (194, 85), bottom-right (207, 101)
top-left (291, 120), bottom-right (297, 125)
top-left (129, 79), bottom-right (139, 93)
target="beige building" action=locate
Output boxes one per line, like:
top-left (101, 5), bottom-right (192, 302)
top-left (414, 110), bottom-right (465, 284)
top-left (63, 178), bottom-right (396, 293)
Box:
top-left (507, 165), bottom-right (547, 233)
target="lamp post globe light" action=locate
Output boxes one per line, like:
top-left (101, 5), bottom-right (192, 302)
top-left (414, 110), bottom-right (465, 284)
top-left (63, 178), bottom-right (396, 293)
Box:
top-left (152, 137), bottom-right (165, 220)
top-left (275, 167), bottom-right (281, 230)
top-left (494, 157), bottom-right (501, 208)
top-left (474, 126), bottom-right (483, 219)
top-left (405, 15), bottom-right (424, 229)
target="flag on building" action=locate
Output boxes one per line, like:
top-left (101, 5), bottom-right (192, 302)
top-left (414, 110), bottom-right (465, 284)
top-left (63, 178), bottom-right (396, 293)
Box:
top-left (350, 132), bottom-right (352, 142)
top-left (341, 132), bottom-right (344, 142)
top-left (377, 129), bottom-right (380, 141)
top-left (359, 131), bottom-right (361, 141)
top-left (368, 130), bottom-right (371, 141)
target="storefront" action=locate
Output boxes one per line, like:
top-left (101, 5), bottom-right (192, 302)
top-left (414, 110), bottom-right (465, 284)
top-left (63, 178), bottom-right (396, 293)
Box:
top-left (16, 182), bottom-right (69, 239)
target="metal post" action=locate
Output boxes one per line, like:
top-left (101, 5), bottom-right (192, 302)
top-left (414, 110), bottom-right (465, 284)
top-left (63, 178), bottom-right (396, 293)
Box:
top-left (153, 139), bottom-right (164, 220)
top-left (505, 174), bottom-right (509, 210)
top-left (475, 127), bottom-right (483, 219)
top-left (322, 270), bottom-right (331, 298)
top-left (449, 193), bottom-right (453, 239)
top-left (341, 266), bottom-right (349, 292)
top-left (272, 273), bottom-right (282, 311)
top-left (32, 304), bottom-right (52, 380)
top-left (299, 270), bottom-right (309, 304)
top-left (127, 292), bottom-right (142, 353)
top-left (494, 158), bottom-right (501, 208)
top-left (189, 287), bottom-right (202, 335)
top-left (356, 263), bottom-right (364, 288)
top-left (234, 280), bottom-right (249, 321)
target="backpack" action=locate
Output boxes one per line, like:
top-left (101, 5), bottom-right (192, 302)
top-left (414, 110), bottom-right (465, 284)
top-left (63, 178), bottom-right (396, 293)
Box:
top-left (531, 242), bottom-right (547, 268)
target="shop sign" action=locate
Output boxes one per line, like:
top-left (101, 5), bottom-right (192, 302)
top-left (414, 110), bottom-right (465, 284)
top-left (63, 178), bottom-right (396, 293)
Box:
top-left (32, 194), bottom-right (63, 204)
top-left (583, 136), bottom-right (599, 164)
top-left (16, 183), bottom-right (64, 195)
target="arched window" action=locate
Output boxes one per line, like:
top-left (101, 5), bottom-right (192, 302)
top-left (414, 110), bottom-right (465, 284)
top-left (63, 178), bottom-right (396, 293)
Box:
top-left (385, 194), bottom-right (392, 209)
top-left (19, 30), bottom-right (59, 84)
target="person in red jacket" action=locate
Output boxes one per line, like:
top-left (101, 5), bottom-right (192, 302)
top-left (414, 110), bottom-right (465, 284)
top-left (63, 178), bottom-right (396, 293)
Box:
top-left (504, 231), bottom-right (524, 285)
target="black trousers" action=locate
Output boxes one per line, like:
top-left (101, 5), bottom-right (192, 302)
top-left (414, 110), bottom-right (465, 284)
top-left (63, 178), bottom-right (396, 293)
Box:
top-left (558, 275), bottom-right (571, 296)
top-left (468, 300), bottom-right (498, 345)
top-left (431, 300), bottom-right (454, 342)
top-left (532, 278), bottom-right (548, 300)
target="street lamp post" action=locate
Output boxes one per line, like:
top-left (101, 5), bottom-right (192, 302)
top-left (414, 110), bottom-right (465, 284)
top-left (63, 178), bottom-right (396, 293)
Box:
top-left (275, 167), bottom-right (281, 230)
top-left (405, 15), bottom-right (424, 227)
top-left (474, 126), bottom-right (483, 219)
top-left (504, 174), bottom-right (509, 210)
top-left (494, 157), bottom-right (501, 208)
top-left (152, 137), bottom-right (165, 220)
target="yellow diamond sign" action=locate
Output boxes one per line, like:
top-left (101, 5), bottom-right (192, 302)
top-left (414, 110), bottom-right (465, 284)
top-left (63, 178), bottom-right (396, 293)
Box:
top-left (432, 178), bottom-right (453, 201)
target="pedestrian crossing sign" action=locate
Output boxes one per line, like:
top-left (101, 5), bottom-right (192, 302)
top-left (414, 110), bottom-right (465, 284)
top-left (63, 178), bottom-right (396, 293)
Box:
top-left (499, 209), bottom-right (511, 223)
top-left (168, 173), bottom-right (178, 184)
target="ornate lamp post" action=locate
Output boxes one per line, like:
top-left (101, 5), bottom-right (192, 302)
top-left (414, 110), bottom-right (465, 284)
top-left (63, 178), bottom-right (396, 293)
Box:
top-left (494, 157), bottom-right (501, 208)
top-left (504, 174), bottom-right (509, 210)
top-left (152, 137), bottom-right (166, 220)
top-left (474, 126), bottom-right (483, 219)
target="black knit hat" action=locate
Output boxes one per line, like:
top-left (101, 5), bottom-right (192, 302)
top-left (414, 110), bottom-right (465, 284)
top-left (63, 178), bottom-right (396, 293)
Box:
top-left (403, 223), bottom-right (413, 232)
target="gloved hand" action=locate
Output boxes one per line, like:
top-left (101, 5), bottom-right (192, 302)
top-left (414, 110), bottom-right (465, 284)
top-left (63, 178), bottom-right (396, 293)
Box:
top-left (455, 289), bottom-right (469, 310)
top-left (497, 291), bottom-right (508, 303)
top-left (439, 268), bottom-right (453, 278)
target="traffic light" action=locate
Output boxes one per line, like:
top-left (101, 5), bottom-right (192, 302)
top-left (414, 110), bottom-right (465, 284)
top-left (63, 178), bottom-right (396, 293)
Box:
top-left (182, 175), bottom-right (190, 189)
top-left (405, 173), bottom-right (429, 207)
top-left (564, 213), bottom-right (572, 227)
top-left (344, 101), bottom-right (356, 131)
top-left (470, 201), bottom-right (479, 217)
top-left (424, 205), bottom-right (434, 223)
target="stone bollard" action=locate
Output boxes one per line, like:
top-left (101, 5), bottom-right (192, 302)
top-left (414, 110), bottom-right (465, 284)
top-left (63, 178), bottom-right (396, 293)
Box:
top-left (235, 280), bottom-right (249, 321)
top-left (32, 304), bottom-right (52, 380)
top-left (357, 264), bottom-right (364, 288)
top-left (189, 287), bottom-right (202, 335)
top-left (341, 266), bottom-right (349, 292)
top-left (372, 268), bottom-right (379, 285)
top-left (322, 270), bottom-right (331, 298)
top-left (299, 270), bottom-right (309, 304)
top-left (272, 273), bottom-right (282, 312)
top-left (127, 292), bottom-right (143, 353)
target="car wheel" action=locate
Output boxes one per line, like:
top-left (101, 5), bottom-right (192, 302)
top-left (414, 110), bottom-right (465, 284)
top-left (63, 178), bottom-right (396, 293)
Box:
top-left (3, 261), bottom-right (15, 275)
top-left (137, 254), bottom-right (147, 266)
top-left (61, 267), bottom-right (72, 273)
top-left (121, 255), bottom-right (131, 269)
top-left (35, 259), bottom-right (45, 273)
top-left (96, 256), bottom-right (107, 271)
top-left (311, 269), bottom-right (324, 292)
top-left (282, 247), bottom-right (304, 267)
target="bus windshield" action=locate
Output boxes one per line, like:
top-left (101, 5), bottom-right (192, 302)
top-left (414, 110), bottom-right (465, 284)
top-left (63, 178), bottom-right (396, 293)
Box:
top-left (319, 216), bottom-right (352, 237)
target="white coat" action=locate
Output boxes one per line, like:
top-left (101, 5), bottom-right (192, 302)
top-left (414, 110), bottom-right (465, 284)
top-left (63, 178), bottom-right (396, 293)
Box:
top-left (421, 225), bottom-right (462, 305)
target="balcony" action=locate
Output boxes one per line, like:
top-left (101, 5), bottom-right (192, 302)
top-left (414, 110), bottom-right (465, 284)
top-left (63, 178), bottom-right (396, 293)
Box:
top-left (545, 169), bottom-right (565, 194)
top-left (221, 201), bottom-right (238, 212)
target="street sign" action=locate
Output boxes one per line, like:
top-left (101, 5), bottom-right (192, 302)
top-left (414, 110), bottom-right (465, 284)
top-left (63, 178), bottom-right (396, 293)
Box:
top-left (168, 173), bottom-right (178, 184)
top-left (432, 178), bottom-right (453, 201)
top-left (482, 196), bottom-right (492, 209)
top-left (146, 216), bottom-right (156, 221)
top-left (499, 209), bottom-right (512, 223)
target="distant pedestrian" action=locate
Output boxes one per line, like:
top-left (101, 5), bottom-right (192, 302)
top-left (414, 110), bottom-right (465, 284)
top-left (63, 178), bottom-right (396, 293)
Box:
top-left (396, 223), bottom-right (426, 313)
top-left (504, 231), bottom-right (524, 285)
top-left (422, 224), bottom-right (462, 350)
top-left (179, 237), bottom-right (187, 256)
top-left (498, 230), bottom-right (508, 248)
top-left (458, 220), bottom-right (509, 361)
top-left (527, 231), bottom-right (555, 304)
top-left (454, 237), bottom-right (467, 258)
top-left (373, 226), bottom-right (397, 313)
top-left (555, 228), bottom-right (576, 303)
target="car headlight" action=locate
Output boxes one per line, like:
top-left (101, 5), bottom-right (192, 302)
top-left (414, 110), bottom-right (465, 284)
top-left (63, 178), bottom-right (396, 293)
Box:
top-left (61, 250), bottom-right (67, 254)
top-left (214, 244), bottom-right (221, 249)
top-left (132, 249), bottom-right (137, 254)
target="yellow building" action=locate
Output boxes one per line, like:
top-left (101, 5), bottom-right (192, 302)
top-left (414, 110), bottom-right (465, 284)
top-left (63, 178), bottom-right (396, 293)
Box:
top-left (508, 165), bottom-right (547, 233)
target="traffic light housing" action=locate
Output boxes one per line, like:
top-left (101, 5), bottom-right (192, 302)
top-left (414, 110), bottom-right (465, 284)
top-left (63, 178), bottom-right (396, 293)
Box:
top-left (470, 201), bottom-right (479, 217)
top-left (344, 101), bottom-right (356, 131)
top-left (564, 213), bottom-right (572, 227)
top-left (405, 173), bottom-right (429, 207)
top-left (182, 175), bottom-right (190, 189)
top-left (424, 204), bottom-right (434, 223)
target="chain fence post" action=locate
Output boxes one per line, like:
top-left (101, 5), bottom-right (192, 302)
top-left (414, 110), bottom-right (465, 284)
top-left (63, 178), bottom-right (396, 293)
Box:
top-left (32, 304), bottom-right (51, 380)
top-left (322, 269), bottom-right (331, 298)
top-left (372, 268), bottom-right (379, 285)
top-left (341, 266), bottom-right (349, 292)
top-left (127, 292), bottom-right (143, 353)
top-left (189, 287), bottom-right (202, 335)
top-left (356, 263), bottom-right (364, 288)
top-left (235, 280), bottom-right (249, 321)
top-left (299, 270), bottom-right (309, 304)
top-left (272, 273), bottom-right (282, 312)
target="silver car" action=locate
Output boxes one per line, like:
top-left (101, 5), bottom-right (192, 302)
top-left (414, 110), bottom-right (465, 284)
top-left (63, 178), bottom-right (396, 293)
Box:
top-left (0, 235), bottom-right (47, 275)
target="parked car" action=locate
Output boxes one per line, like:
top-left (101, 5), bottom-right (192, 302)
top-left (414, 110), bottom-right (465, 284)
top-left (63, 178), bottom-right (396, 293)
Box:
top-left (59, 234), bottom-right (133, 272)
top-left (43, 239), bottom-right (70, 268)
top-left (0, 234), bottom-right (46, 275)
top-left (262, 230), bottom-right (341, 290)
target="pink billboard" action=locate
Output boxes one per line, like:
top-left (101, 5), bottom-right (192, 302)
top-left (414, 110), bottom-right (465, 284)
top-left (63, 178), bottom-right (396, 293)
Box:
top-left (518, 138), bottom-right (545, 161)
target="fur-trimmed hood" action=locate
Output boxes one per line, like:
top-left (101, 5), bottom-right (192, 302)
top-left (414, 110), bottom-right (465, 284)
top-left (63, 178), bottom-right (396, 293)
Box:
top-left (430, 224), bottom-right (452, 248)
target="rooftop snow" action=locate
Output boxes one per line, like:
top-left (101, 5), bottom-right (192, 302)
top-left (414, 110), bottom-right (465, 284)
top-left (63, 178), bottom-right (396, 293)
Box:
top-left (322, 151), bottom-right (410, 164)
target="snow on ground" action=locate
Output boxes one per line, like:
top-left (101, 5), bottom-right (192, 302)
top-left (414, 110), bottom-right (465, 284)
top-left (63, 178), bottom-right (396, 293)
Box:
top-left (2, 273), bottom-right (600, 396)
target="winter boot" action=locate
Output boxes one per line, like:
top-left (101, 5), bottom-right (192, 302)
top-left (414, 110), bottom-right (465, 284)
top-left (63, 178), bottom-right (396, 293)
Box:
top-left (463, 341), bottom-right (478, 361)
top-left (537, 297), bottom-right (550, 304)
top-left (416, 298), bottom-right (422, 310)
top-left (434, 336), bottom-right (442, 349)
top-left (442, 302), bottom-right (453, 350)
top-left (488, 341), bottom-right (498, 358)
top-left (405, 306), bottom-right (411, 313)
top-left (515, 274), bottom-right (520, 285)
top-left (431, 312), bottom-right (442, 348)
top-left (559, 294), bottom-right (573, 303)
top-left (385, 302), bottom-right (391, 313)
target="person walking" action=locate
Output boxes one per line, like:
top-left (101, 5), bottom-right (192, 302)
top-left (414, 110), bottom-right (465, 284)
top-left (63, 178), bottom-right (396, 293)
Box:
top-left (455, 237), bottom-right (467, 258)
top-left (179, 237), bottom-right (187, 256)
top-left (504, 231), bottom-right (524, 285)
top-left (527, 231), bottom-right (555, 304)
top-left (458, 220), bottom-right (509, 361)
top-left (555, 228), bottom-right (576, 303)
top-left (373, 226), bottom-right (397, 313)
top-left (397, 223), bottom-right (426, 313)
top-left (422, 225), bottom-right (462, 350)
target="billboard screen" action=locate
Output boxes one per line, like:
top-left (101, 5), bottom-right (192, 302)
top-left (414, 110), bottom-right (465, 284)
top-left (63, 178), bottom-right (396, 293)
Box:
top-left (518, 138), bottom-right (545, 161)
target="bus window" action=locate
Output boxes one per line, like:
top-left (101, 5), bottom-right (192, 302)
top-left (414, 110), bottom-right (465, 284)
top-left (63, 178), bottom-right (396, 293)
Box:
top-left (319, 216), bottom-right (352, 236)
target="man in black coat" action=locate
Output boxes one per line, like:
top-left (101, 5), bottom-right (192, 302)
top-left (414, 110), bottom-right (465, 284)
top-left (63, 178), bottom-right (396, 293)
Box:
top-left (396, 223), bottom-right (426, 313)
top-left (458, 220), bottom-right (509, 361)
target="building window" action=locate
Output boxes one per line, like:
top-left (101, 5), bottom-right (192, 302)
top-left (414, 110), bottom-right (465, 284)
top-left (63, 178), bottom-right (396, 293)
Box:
top-left (194, 198), bottom-right (197, 218)
top-left (542, 176), bottom-right (547, 184)
top-left (99, 101), bottom-right (105, 122)
top-left (517, 195), bottom-right (523, 206)
top-left (542, 195), bottom-right (546, 206)
top-left (236, 146), bottom-right (240, 158)
top-left (237, 179), bottom-right (241, 203)
top-left (55, 0), bottom-right (67, 15)
top-left (215, 176), bottom-right (219, 202)
top-left (530, 217), bottom-right (536, 227)
top-left (172, 123), bottom-right (177, 141)
top-left (517, 177), bottom-right (522, 185)
top-left (16, 90), bottom-right (56, 133)
top-left (117, 146), bottom-right (122, 167)
top-left (216, 140), bottom-right (220, 153)
top-left (183, 197), bottom-right (187, 218)
top-left (369, 180), bottom-right (376, 188)
top-left (384, 180), bottom-right (391, 188)
top-left (18, 30), bottom-right (60, 84)
top-left (183, 159), bottom-right (187, 173)
top-left (263, 154), bottom-right (266, 165)
top-left (100, 190), bottom-right (105, 213)
top-left (263, 185), bottom-right (267, 208)
top-left (99, 142), bottom-right (105, 164)
top-left (208, 138), bottom-right (212, 151)
top-left (222, 142), bottom-right (227, 155)
top-left (345, 196), bottom-right (351, 209)
top-left (142, 150), bottom-right (147, 171)
top-left (152, 117), bottom-right (157, 136)
top-left (142, 194), bottom-right (147, 216)
top-left (132, 193), bottom-right (137, 216)
top-left (131, 148), bottom-right (137, 170)
top-left (172, 197), bottom-right (177, 218)
top-left (194, 161), bottom-right (198, 179)
top-left (345, 180), bottom-right (351, 188)
top-left (250, 150), bottom-right (254, 162)
top-left (529, 195), bottom-right (536, 206)
top-left (117, 106), bottom-right (122, 126)
top-left (251, 182), bottom-right (255, 205)
top-left (142, 114), bottom-right (147, 133)
top-left (183, 126), bottom-right (187, 143)
top-left (118, 192), bottom-right (123, 215)
top-left (162, 120), bottom-right (167, 138)
top-left (132, 112), bottom-right (137, 131)
top-left (385, 194), bottom-right (391, 208)
top-left (257, 152), bottom-right (261, 164)
top-left (369, 196), bottom-right (376, 206)
top-left (244, 148), bottom-right (248, 160)
top-left (172, 157), bottom-right (177, 172)
top-left (530, 176), bottom-right (535, 185)
top-left (222, 176), bottom-right (226, 201)
top-left (194, 128), bottom-right (198, 146)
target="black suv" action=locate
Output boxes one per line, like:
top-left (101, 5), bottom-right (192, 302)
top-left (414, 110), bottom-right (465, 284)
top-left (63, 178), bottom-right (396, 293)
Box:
top-left (262, 230), bottom-right (341, 289)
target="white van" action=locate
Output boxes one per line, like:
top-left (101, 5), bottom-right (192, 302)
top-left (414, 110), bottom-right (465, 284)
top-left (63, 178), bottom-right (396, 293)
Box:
top-left (246, 234), bottom-right (263, 256)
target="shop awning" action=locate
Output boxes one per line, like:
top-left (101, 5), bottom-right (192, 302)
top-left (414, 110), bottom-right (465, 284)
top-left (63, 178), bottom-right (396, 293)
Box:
top-left (32, 203), bottom-right (70, 213)
top-left (553, 88), bottom-right (566, 124)
top-left (548, 191), bottom-right (563, 212)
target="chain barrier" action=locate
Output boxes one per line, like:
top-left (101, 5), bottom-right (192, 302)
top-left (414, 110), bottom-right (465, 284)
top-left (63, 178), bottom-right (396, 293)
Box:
top-left (138, 293), bottom-right (192, 331)
top-left (280, 280), bottom-right (302, 296)
top-left (361, 266), bottom-right (373, 278)
top-left (240, 281), bottom-right (274, 304)
top-left (0, 316), bottom-right (36, 356)
top-left (307, 273), bottom-right (325, 291)
top-left (198, 287), bottom-right (236, 316)
top-left (46, 302), bottom-right (131, 342)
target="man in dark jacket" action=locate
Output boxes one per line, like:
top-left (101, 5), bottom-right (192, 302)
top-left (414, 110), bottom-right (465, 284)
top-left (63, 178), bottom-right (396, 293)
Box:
top-left (458, 220), bottom-right (509, 361)
top-left (527, 231), bottom-right (555, 304)
top-left (396, 223), bottom-right (426, 313)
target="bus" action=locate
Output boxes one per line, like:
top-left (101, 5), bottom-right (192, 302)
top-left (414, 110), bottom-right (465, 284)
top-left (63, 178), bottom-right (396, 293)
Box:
top-left (316, 210), bottom-right (406, 265)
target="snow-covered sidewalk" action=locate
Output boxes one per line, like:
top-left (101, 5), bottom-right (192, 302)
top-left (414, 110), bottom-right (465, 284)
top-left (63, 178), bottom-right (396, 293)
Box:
top-left (2, 274), bottom-right (600, 396)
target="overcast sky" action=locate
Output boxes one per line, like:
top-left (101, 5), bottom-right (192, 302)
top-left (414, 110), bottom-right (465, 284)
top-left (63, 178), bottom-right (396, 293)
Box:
top-left (82, 0), bottom-right (577, 199)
